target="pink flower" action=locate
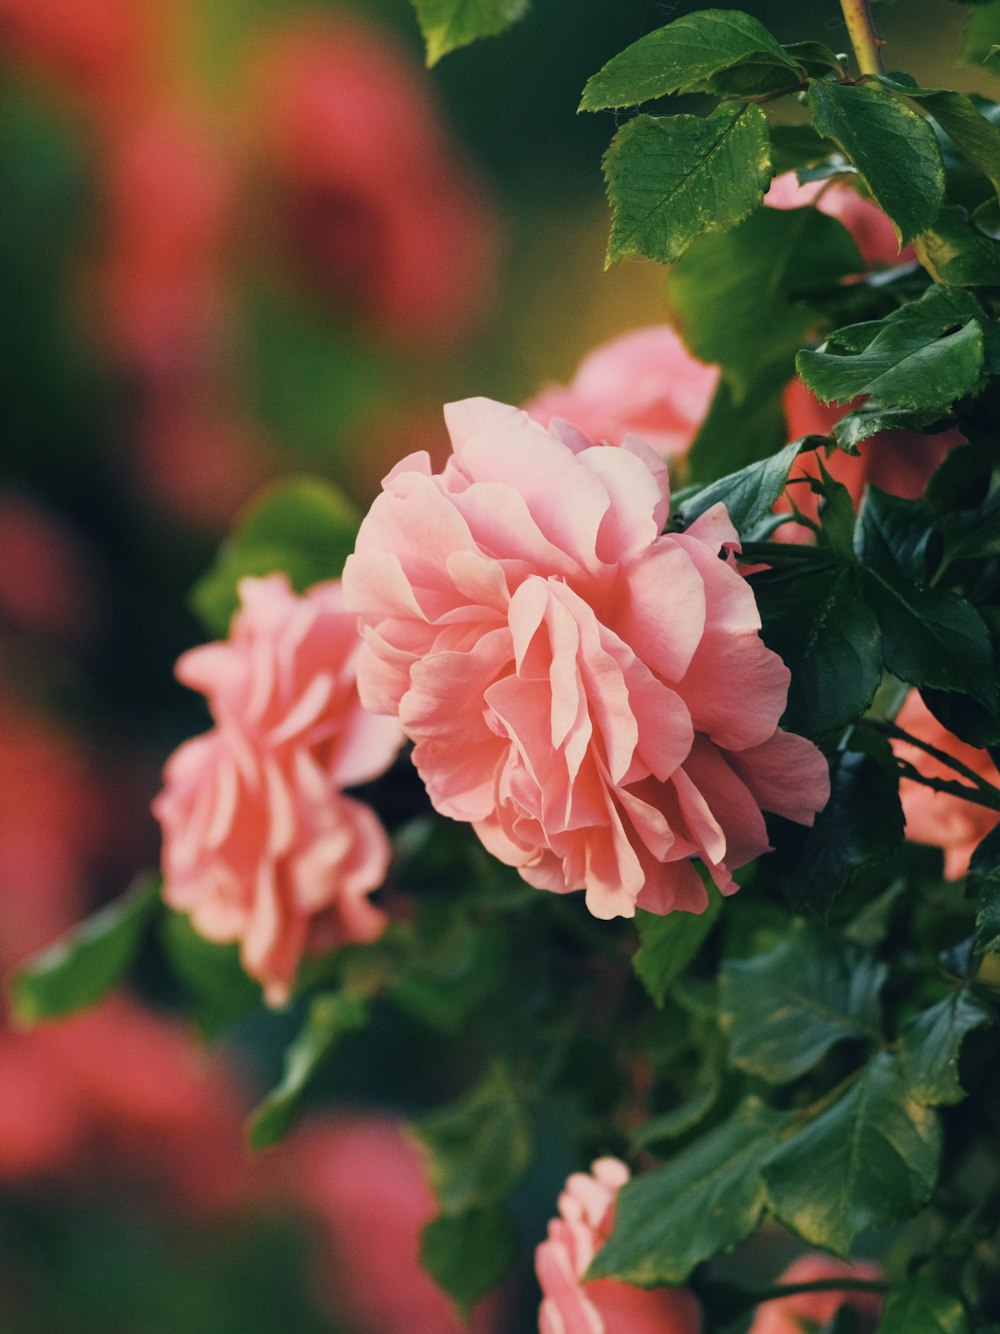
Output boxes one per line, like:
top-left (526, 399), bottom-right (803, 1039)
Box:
top-left (344, 399), bottom-right (829, 920)
top-left (525, 327), bottom-right (719, 458)
top-left (276, 1115), bottom-right (503, 1333)
top-left (765, 171), bottom-right (905, 269)
top-left (536, 1158), bottom-right (701, 1334)
top-left (748, 1254), bottom-right (883, 1334)
top-left (154, 574), bottom-right (404, 1004)
top-left (892, 692), bottom-right (1000, 880)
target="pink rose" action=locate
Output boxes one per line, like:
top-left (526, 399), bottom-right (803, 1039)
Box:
top-left (154, 574), bottom-right (404, 1004)
top-left (525, 326), bottom-right (719, 458)
top-left (536, 1157), bottom-right (701, 1334)
top-left (892, 692), bottom-right (1000, 880)
top-left (344, 399), bottom-right (829, 920)
top-left (765, 170), bottom-right (905, 269)
top-left (748, 1254), bottom-right (883, 1334)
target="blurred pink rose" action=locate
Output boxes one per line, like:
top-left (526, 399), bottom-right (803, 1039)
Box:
top-left (536, 1157), bottom-right (701, 1334)
top-left (345, 399), bottom-right (829, 920)
top-left (247, 15), bottom-right (496, 343)
top-left (525, 326), bottom-right (719, 458)
top-left (154, 574), bottom-right (403, 1004)
top-left (277, 1115), bottom-right (502, 1333)
top-left (892, 692), bottom-right (1000, 880)
top-left (748, 1254), bottom-right (883, 1334)
top-left (0, 490), bottom-right (103, 645)
top-left (765, 170), bottom-right (905, 269)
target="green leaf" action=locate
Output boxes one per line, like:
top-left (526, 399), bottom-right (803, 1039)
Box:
top-left (833, 405), bottom-right (952, 451)
top-left (685, 366), bottom-right (790, 484)
top-left (161, 910), bottom-right (262, 1040)
top-left (753, 566), bottom-right (882, 737)
top-left (720, 922), bottom-right (885, 1084)
top-left (411, 1064), bottom-right (533, 1215)
top-left (633, 890), bottom-right (722, 1007)
top-left (855, 487), bottom-right (936, 584)
top-left (963, 2), bottom-right (1000, 67)
top-left (669, 205), bottom-right (863, 398)
top-left (877, 1273), bottom-right (971, 1334)
top-left (859, 567), bottom-right (997, 709)
top-left (971, 825), bottom-right (1000, 953)
top-left (603, 104), bottom-right (771, 267)
top-left (631, 1084), bottom-right (720, 1151)
top-left (391, 915), bottom-right (507, 1034)
top-left (814, 457), bottom-right (857, 562)
top-left (763, 1053), bottom-right (942, 1254)
top-left (589, 1098), bottom-right (786, 1286)
top-left (580, 10), bottom-right (802, 111)
top-left (676, 439), bottom-right (803, 535)
top-left (806, 79), bottom-right (945, 246)
top-left (880, 78), bottom-right (1000, 200)
top-left (10, 875), bottom-right (160, 1026)
top-left (247, 992), bottom-right (369, 1150)
top-left (782, 41), bottom-right (846, 79)
top-left (916, 206), bottom-right (1000, 286)
top-left (900, 990), bottom-right (992, 1106)
top-left (419, 1205), bottom-right (519, 1315)
top-left (191, 476), bottom-right (360, 637)
top-left (769, 123), bottom-right (838, 174)
top-left (408, 0), bottom-right (529, 64)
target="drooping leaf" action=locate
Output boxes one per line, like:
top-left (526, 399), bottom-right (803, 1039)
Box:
top-left (411, 1064), bottom-right (533, 1215)
top-left (419, 1205), bottom-right (519, 1315)
top-left (191, 476), bottom-right (360, 637)
top-left (580, 10), bottom-right (803, 111)
top-left (720, 922), bottom-right (885, 1084)
top-left (588, 1098), bottom-right (786, 1286)
top-left (669, 205), bottom-right (863, 398)
top-left (900, 989), bottom-right (992, 1106)
top-left (603, 104), bottom-right (771, 267)
top-left (161, 910), bottom-right (262, 1040)
top-left (807, 79), bottom-right (945, 246)
top-left (880, 78), bottom-right (1000, 200)
top-left (10, 875), bottom-right (160, 1026)
top-left (877, 1273), bottom-right (971, 1334)
top-left (409, 0), bottom-right (529, 65)
top-left (833, 405), bottom-right (953, 451)
top-left (915, 206), bottom-right (1000, 286)
top-left (247, 992), bottom-right (369, 1150)
top-left (854, 487), bottom-right (937, 584)
top-left (676, 440), bottom-right (804, 534)
top-left (633, 890), bottom-right (721, 1007)
top-left (763, 1053), bottom-right (942, 1254)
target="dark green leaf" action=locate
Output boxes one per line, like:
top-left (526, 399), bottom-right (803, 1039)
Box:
top-left (580, 9), bottom-right (801, 110)
top-left (916, 206), bottom-right (1000, 285)
top-left (880, 79), bottom-right (1000, 199)
top-left (855, 487), bottom-right (936, 583)
top-left (633, 890), bottom-right (721, 1007)
top-left (247, 992), bottom-right (369, 1150)
top-left (763, 1053), bottom-right (942, 1254)
top-left (753, 566), bottom-right (882, 736)
top-left (782, 41), bottom-right (846, 79)
top-left (720, 922), bottom-right (885, 1084)
top-left (676, 439), bottom-right (803, 534)
top-left (963, 2), bottom-right (1000, 67)
top-left (686, 365), bottom-right (789, 484)
top-left (631, 1084), bottom-right (720, 1151)
top-left (877, 1273), bottom-right (971, 1334)
top-left (408, 0), bottom-right (529, 64)
top-left (769, 123), bottom-right (838, 174)
top-left (411, 1064), bottom-right (533, 1215)
top-left (603, 104), bottom-right (771, 267)
top-left (10, 876), bottom-right (160, 1026)
top-left (160, 910), bottom-right (262, 1040)
top-left (807, 79), bottom-right (945, 246)
top-left (833, 405), bottom-right (952, 451)
top-left (814, 457), bottom-right (857, 561)
top-left (191, 476), bottom-right (360, 637)
top-left (971, 825), bottom-right (1000, 953)
top-left (419, 1205), bottom-right (519, 1315)
top-left (670, 205), bottom-right (863, 397)
top-left (589, 1098), bottom-right (786, 1286)
top-left (900, 990), bottom-right (992, 1106)
top-left (391, 916), bottom-right (507, 1034)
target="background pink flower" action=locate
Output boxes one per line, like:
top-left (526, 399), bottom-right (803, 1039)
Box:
top-left (154, 574), bottom-right (403, 1003)
top-left (892, 691), bottom-right (1000, 879)
top-left (536, 1157), bottom-right (701, 1334)
top-left (765, 170), bottom-right (905, 269)
top-left (525, 326), bottom-right (719, 458)
top-left (748, 1254), bottom-right (883, 1334)
top-left (345, 399), bottom-right (829, 920)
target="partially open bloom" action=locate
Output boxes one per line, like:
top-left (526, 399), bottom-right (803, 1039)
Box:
top-left (536, 1158), bottom-right (701, 1334)
top-left (525, 326), bottom-right (719, 458)
top-left (154, 575), bottom-right (404, 1004)
top-left (748, 1254), bottom-right (883, 1334)
top-left (345, 399), bottom-right (829, 919)
top-left (892, 691), bottom-right (1000, 879)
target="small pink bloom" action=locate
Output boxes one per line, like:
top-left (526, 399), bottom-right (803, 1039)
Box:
top-left (748, 1254), bottom-right (883, 1334)
top-left (536, 1157), bottom-right (701, 1334)
top-left (892, 692), bottom-right (1000, 880)
top-left (154, 574), bottom-right (404, 1004)
top-left (525, 326), bottom-right (719, 458)
top-left (765, 171), bottom-right (905, 269)
top-left (345, 399), bottom-right (829, 920)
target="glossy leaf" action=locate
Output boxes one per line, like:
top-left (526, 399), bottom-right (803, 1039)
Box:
top-left (855, 487), bottom-right (936, 584)
top-left (420, 1205), bottom-right (519, 1314)
top-left (915, 206), bottom-right (1000, 286)
top-left (900, 990), bottom-right (992, 1106)
top-left (603, 104), bottom-right (771, 267)
top-left (881, 78), bottom-right (1000, 199)
top-left (676, 440), bottom-right (803, 535)
top-left (409, 0), bottom-right (529, 65)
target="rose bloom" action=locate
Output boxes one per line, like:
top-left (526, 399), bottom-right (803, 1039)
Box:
top-left (536, 1158), bottom-right (701, 1334)
top-left (276, 1115), bottom-right (502, 1334)
top-left (345, 399), bottom-right (829, 919)
top-left (748, 1254), bottom-right (883, 1334)
top-left (891, 691), bottom-right (1000, 879)
top-left (525, 326), bottom-right (720, 458)
top-left (154, 574), bottom-right (404, 1004)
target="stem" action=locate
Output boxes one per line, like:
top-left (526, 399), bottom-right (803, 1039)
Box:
top-left (894, 759), bottom-right (1000, 814)
top-left (862, 718), bottom-right (1000, 798)
top-left (840, 0), bottom-right (885, 76)
top-left (746, 1277), bottom-right (889, 1307)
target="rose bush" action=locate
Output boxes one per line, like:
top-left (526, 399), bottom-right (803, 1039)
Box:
top-left (748, 1254), bottom-right (883, 1334)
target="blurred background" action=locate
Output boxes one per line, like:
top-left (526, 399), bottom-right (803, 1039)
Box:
top-left (0, 0), bottom-right (984, 1329)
